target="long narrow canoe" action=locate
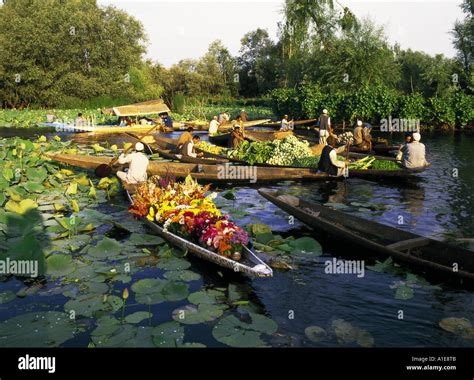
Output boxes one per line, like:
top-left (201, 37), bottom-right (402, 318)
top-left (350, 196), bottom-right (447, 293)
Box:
top-left (258, 189), bottom-right (474, 286)
top-left (123, 183), bottom-right (272, 278)
top-left (125, 133), bottom-right (229, 165)
top-left (44, 152), bottom-right (426, 182)
top-left (263, 118), bottom-right (318, 129)
top-left (245, 130), bottom-right (294, 142)
top-left (175, 119), bottom-right (272, 132)
top-left (39, 122), bottom-right (173, 134)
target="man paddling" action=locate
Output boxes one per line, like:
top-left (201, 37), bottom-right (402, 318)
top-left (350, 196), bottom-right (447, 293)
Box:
top-left (280, 115), bottom-right (294, 131)
top-left (116, 142), bottom-right (149, 184)
top-left (317, 138), bottom-right (347, 177)
top-left (400, 132), bottom-right (429, 169)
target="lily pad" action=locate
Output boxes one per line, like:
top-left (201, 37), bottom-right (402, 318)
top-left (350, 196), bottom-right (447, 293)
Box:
top-left (129, 233), bottom-right (164, 246)
top-left (172, 304), bottom-right (226, 325)
top-left (64, 294), bottom-right (110, 317)
top-left (212, 313), bottom-right (278, 347)
top-left (87, 237), bottom-right (122, 259)
top-left (46, 254), bottom-right (76, 277)
top-left (188, 289), bottom-right (225, 305)
top-left (0, 290), bottom-right (16, 304)
top-left (439, 317), bottom-right (474, 339)
top-left (394, 284), bottom-right (415, 300)
top-left (156, 256), bottom-right (191, 271)
top-left (125, 311), bottom-right (153, 324)
top-left (26, 167), bottom-right (47, 183)
top-left (304, 326), bottom-right (327, 343)
top-left (288, 237), bottom-right (322, 255)
top-left (0, 311), bottom-right (77, 347)
top-left (248, 223), bottom-right (272, 236)
top-left (152, 321), bottom-right (184, 347)
top-left (331, 319), bottom-right (358, 344)
top-left (164, 270), bottom-right (201, 282)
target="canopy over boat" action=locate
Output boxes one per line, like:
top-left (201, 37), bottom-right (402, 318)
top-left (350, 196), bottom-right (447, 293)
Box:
top-left (102, 99), bottom-right (171, 117)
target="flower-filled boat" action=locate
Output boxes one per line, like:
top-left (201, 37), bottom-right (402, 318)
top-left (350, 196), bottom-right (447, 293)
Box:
top-left (127, 175), bottom-right (273, 277)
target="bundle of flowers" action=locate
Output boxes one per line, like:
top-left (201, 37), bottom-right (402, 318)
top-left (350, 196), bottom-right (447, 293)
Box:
top-left (129, 175), bottom-right (249, 260)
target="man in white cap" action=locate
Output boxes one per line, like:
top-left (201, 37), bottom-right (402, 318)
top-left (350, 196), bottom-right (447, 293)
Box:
top-left (116, 142), bottom-right (149, 184)
top-left (280, 115), bottom-right (294, 131)
top-left (318, 109), bottom-right (331, 144)
top-left (401, 132), bottom-right (429, 169)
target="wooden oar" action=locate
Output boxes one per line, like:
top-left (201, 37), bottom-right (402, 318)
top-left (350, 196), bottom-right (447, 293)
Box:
top-left (94, 124), bottom-right (159, 178)
top-left (343, 141), bottom-right (351, 178)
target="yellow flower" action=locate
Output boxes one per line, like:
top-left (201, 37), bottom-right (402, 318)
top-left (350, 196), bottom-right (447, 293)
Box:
top-left (122, 288), bottom-right (129, 300)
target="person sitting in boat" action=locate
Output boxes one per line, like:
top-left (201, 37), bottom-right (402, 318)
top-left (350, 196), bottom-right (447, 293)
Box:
top-left (229, 125), bottom-right (245, 149)
top-left (240, 109), bottom-right (249, 123)
top-left (317, 138), bottom-right (347, 177)
top-left (176, 127), bottom-right (194, 151)
top-left (218, 111), bottom-right (230, 125)
top-left (161, 113), bottom-right (173, 129)
top-left (181, 135), bottom-right (204, 158)
top-left (280, 115), bottom-right (294, 131)
top-left (209, 116), bottom-right (220, 135)
top-left (318, 109), bottom-right (330, 144)
top-left (116, 142), bottom-right (149, 184)
top-left (400, 132), bottom-right (429, 169)
top-left (353, 120), bottom-right (372, 151)
top-left (396, 132), bottom-right (413, 161)
top-left (75, 113), bottom-right (85, 127)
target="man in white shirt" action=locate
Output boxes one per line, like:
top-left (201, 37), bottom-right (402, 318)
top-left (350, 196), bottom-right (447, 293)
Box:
top-left (181, 135), bottom-right (204, 158)
top-left (116, 142), bottom-right (149, 184)
top-left (401, 132), bottom-right (429, 169)
top-left (209, 116), bottom-right (220, 134)
top-left (317, 138), bottom-right (346, 177)
top-left (75, 113), bottom-right (85, 126)
top-left (280, 115), bottom-right (294, 131)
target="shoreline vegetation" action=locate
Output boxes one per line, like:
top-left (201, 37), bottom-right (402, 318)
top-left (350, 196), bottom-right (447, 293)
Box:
top-left (1, 1), bottom-right (472, 131)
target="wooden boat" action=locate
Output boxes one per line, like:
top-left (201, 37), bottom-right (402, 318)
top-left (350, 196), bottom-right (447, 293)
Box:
top-left (245, 130), bottom-right (294, 142)
top-left (262, 118), bottom-right (318, 129)
top-left (123, 183), bottom-right (272, 278)
top-left (258, 189), bottom-right (474, 285)
top-left (38, 122), bottom-right (173, 134)
top-left (44, 152), bottom-right (426, 182)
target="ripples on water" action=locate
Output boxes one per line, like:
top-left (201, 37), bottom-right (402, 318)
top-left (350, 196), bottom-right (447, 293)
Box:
top-left (1, 127), bottom-right (473, 347)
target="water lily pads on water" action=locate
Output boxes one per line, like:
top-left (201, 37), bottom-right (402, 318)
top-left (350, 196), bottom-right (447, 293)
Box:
top-left (0, 290), bottom-right (16, 304)
top-left (188, 289), bottom-right (225, 305)
top-left (64, 294), bottom-right (111, 318)
top-left (46, 254), bottom-right (76, 277)
top-left (172, 303), bottom-right (226, 325)
top-left (331, 319), bottom-right (375, 347)
top-left (0, 311), bottom-right (77, 347)
top-left (131, 278), bottom-right (189, 305)
top-left (125, 311), bottom-right (153, 324)
top-left (212, 313), bottom-right (278, 347)
top-left (288, 237), bottom-right (322, 255)
top-left (92, 324), bottom-right (155, 347)
top-left (304, 326), bottom-right (328, 343)
top-left (152, 321), bottom-right (184, 347)
top-left (155, 256), bottom-right (191, 271)
top-left (128, 233), bottom-right (164, 246)
top-left (164, 270), bottom-right (201, 282)
top-left (439, 317), bottom-right (474, 339)
top-left (87, 237), bottom-right (122, 259)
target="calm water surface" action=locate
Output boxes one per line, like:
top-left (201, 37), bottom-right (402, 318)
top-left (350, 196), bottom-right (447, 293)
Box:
top-left (0, 127), bottom-right (473, 347)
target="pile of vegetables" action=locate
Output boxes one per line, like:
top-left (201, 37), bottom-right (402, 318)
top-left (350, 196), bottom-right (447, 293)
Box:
top-left (226, 140), bottom-right (274, 165)
top-left (195, 141), bottom-right (224, 155)
top-left (226, 136), bottom-right (313, 166)
top-left (348, 156), bottom-right (401, 170)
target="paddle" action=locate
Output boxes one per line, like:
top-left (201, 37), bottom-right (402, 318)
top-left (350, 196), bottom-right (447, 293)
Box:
top-left (343, 140), bottom-right (351, 178)
top-left (94, 124), bottom-right (159, 178)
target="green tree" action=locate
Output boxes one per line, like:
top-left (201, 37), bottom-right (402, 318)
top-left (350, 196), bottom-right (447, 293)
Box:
top-left (451, 0), bottom-right (473, 91)
top-left (0, 0), bottom-right (148, 108)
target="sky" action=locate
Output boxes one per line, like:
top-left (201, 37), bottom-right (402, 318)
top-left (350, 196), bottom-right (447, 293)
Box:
top-left (98, 0), bottom-right (466, 67)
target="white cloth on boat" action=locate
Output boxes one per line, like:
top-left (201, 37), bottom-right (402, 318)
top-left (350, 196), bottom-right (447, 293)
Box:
top-left (209, 119), bottom-right (219, 134)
